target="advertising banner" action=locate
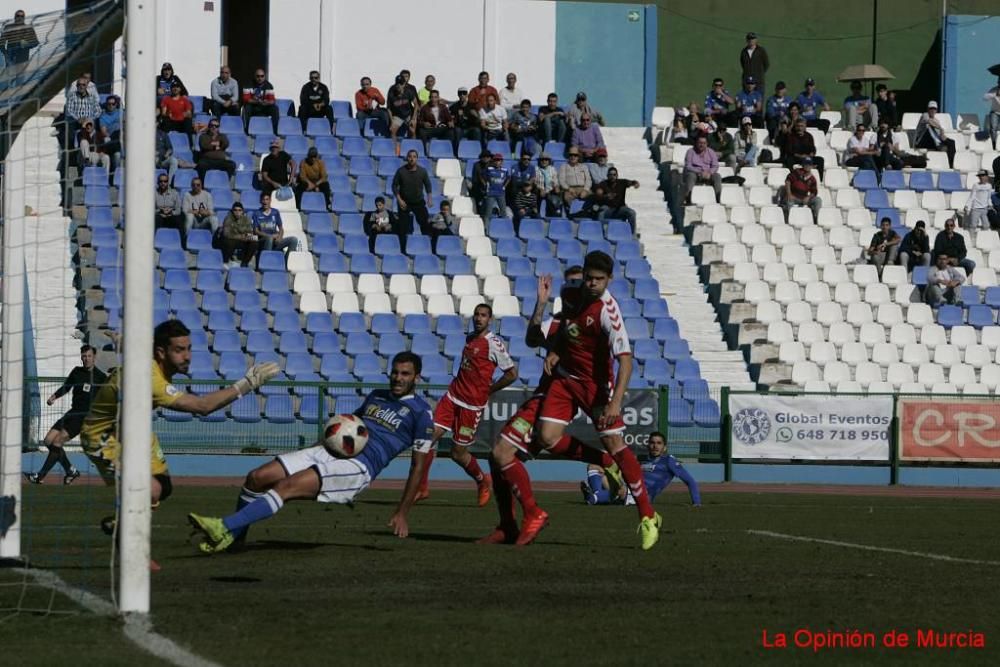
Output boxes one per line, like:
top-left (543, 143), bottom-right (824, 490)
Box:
top-left (729, 394), bottom-right (892, 460)
top-left (897, 398), bottom-right (1000, 463)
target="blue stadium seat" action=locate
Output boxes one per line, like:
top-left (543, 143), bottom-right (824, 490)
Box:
top-left (673, 358), bottom-right (701, 382)
top-left (168, 289), bottom-right (197, 311)
top-left (377, 157), bottom-right (403, 177)
top-left (200, 289), bottom-right (229, 313)
top-left (852, 170), bottom-right (879, 191)
top-left (643, 359), bottom-right (672, 384)
top-left (227, 267), bottom-right (257, 292)
top-left (506, 258), bottom-right (534, 279)
top-left (208, 310), bottom-right (237, 331)
top-left (158, 248), bottom-right (187, 270)
top-left (298, 394), bottom-right (323, 423)
top-left (255, 250), bottom-right (284, 273)
top-left (318, 252), bottom-right (350, 274)
top-left (518, 219), bottom-right (545, 240)
top-left (305, 312), bottom-right (335, 334)
top-left (653, 318), bottom-right (680, 342)
top-left (667, 399), bottom-right (693, 427)
top-left (314, 135), bottom-right (341, 158)
top-left (154, 227), bottom-right (182, 250)
top-left (374, 234), bottom-right (402, 256)
top-left (633, 339), bottom-right (660, 362)
top-left (518, 356), bottom-right (543, 383)
top-left (363, 115), bottom-right (390, 138)
top-left (305, 117), bottom-right (332, 137)
top-left (260, 271), bottom-right (289, 293)
top-left (864, 189), bottom-right (890, 210)
top-left (332, 100), bottom-right (352, 119)
top-left (337, 213), bottom-right (365, 236)
top-left (499, 316), bottom-right (527, 339)
top-left (937, 171), bottom-right (964, 193)
top-left (173, 168), bottom-right (196, 191)
top-left (960, 285), bottom-right (981, 306)
top-left (370, 138), bottom-right (396, 158)
top-left (547, 218), bottom-right (574, 241)
top-left (404, 314), bottom-right (432, 334)
top-left (240, 309), bottom-right (269, 332)
top-left (606, 220), bottom-right (633, 243)
top-left (543, 141), bottom-right (566, 157)
top-left (219, 115), bottom-right (245, 135)
top-left (320, 352), bottom-right (350, 377)
top-left (362, 313), bottom-right (393, 335)
top-left (443, 333), bottom-right (466, 358)
top-left (267, 291), bottom-right (295, 313)
top-left (349, 156), bottom-right (376, 176)
top-left (577, 220), bottom-right (604, 243)
top-left (378, 332), bottom-right (407, 357)
top-left (82, 166), bottom-right (107, 186)
top-left (338, 312), bottom-right (367, 333)
top-left (233, 170), bottom-right (255, 191)
top-left (692, 398), bottom-right (720, 427)
top-left (399, 139), bottom-right (424, 157)
top-left (307, 213), bottom-right (335, 237)
top-left (163, 269), bottom-right (193, 291)
top-left (488, 218), bottom-right (516, 240)
top-left (625, 259), bottom-right (652, 280)
top-left (618, 298), bottom-right (641, 318)
top-left (301, 191), bottom-right (328, 213)
top-left (444, 255), bottom-right (473, 276)
top-left (211, 330), bottom-right (242, 353)
top-left (263, 395), bottom-right (295, 424)
top-left (405, 235), bottom-right (432, 257)
top-left (682, 378), bottom-right (710, 398)
top-left (937, 304), bottom-right (964, 328)
top-left (247, 116), bottom-right (273, 136)
top-left (410, 333), bottom-right (439, 356)
top-left (272, 311), bottom-right (301, 334)
top-left (643, 298), bottom-right (670, 319)
top-left (586, 240), bottom-right (613, 257)
top-left (664, 339), bottom-right (691, 362)
top-left (352, 353), bottom-right (382, 377)
top-left (633, 278), bottom-right (659, 301)
top-left (428, 140), bottom-right (454, 158)
top-left (86, 206), bottom-right (114, 229)
top-left (436, 314), bottom-right (464, 336)
top-left (526, 239), bottom-right (553, 259)
top-left (616, 240), bottom-right (642, 261)
top-left (880, 170), bottom-right (906, 192)
top-left (985, 286), bottom-right (1000, 308)
top-left (203, 169), bottom-right (230, 191)
top-left (350, 253), bottom-right (379, 273)
top-left (382, 254), bottom-right (409, 274)
top-left (968, 305), bottom-right (995, 328)
top-left (458, 140), bottom-right (482, 160)
top-left (245, 330), bottom-right (275, 354)
top-left (285, 352), bottom-right (315, 377)
top-left (343, 236), bottom-right (370, 256)
top-left (277, 116), bottom-right (302, 136)
top-left (279, 331), bottom-right (309, 354)
top-left (312, 332), bottom-right (341, 355)
top-left (196, 249), bottom-right (224, 271)
top-left (512, 276), bottom-right (536, 298)
top-left (908, 171), bottom-right (935, 192)
top-left (556, 239), bottom-right (584, 261)
top-left (625, 318), bottom-right (650, 340)
top-left (535, 258), bottom-right (561, 277)
top-left (434, 235), bottom-right (463, 257)
top-left (95, 246), bottom-right (121, 269)
top-left (413, 255), bottom-right (441, 275)
top-left (230, 394), bottom-right (261, 423)
top-left (422, 354), bottom-right (449, 378)
top-left (331, 192), bottom-right (358, 214)
top-left (218, 351), bottom-right (247, 377)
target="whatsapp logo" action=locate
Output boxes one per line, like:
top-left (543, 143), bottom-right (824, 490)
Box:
top-left (775, 427), bottom-right (793, 443)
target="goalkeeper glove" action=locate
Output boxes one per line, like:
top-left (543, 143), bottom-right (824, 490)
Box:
top-left (232, 362), bottom-right (280, 396)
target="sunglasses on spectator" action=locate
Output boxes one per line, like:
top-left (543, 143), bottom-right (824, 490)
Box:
top-left (158, 179), bottom-right (168, 184)
top-left (255, 74), bottom-right (266, 79)
top-left (209, 123), bottom-right (219, 128)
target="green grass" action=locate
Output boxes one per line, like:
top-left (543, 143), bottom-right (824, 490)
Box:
top-left (3, 484), bottom-right (1000, 665)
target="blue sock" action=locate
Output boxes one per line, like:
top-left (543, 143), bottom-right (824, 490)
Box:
top-left (223, 489), bottom-right (283, 533)
top-left (231, 486), bottom-right (264, 539)
top-left (587, 471), bottom-right (604, 494)
top-left (586, 471), bottom-right (613, 504)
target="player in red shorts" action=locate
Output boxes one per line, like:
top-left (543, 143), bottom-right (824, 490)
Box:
top-left (413, 303), bottom-right (518, 505)
top-left (479, 267), bottom-right (622, 545)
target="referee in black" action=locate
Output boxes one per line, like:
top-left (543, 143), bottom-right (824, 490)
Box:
top-left (25, 345), bottom-right (107, 484)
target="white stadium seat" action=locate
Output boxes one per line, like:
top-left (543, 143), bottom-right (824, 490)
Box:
top-left (886, 362), bottom-right (915, 387)
top-left (436, 158), bottom-right (462, 179)
top-left (785, 300), bottom-right (813, 325)
top-left (298, 291), bottom-right (327, 314)
top-left (363, 293), bottom-right (392, 315)
top-left (791, 361), bottom-right (821, 385)
top-left (394, 294), bottom-right (426, 316)
top-left (490, 295), bottom-right (520, 318)
top-left (930, 382), bottom-right (959, 394)
top-left (920, 323), bottom-right (948, 347)
top-left (426, 294), bottom-right (457, 316)
top-left (982, 327), bottom-right (1000, 350)
top-left (388, 274), bottom-right (417, 297)
top-left (474, 256), bottom-right (502, 277)
top-left (419, 275), bottom-right (448, 296)
top-left (816, 301), bottom-right (844, 325)
top-left (841, 341), bottom-right (869, 366)
top-left (330, 292), bottom-right (360, 314)
top-left (965, 344), bottom-right (992, 369)
top-left (828, 321), bottom-right (856, 347)
top-left (774, 281), bottom-right (801, 304)
top-left (981, 364), bottom-right (1000, 389)
top-left (859, 322), bottom-right (887, 347)
top-left (803, 380), bottom-right (831, 392)
top-left (286, 251), bottom-right (315, 273)
top-left (907, 303), bottom-right (935, 327)
top-left (846, 302), bottom-right (874, 325)
top-left (762, 262), bottom-right (790, 284)
top-left (855, 361), bottom-right (884, 387)
top-left (823, 361), bottom-right (852, 384)
top-left (797, 322), bottom-right (828, 346)
top-left (293, 272), bottom-right (322, 294)
top-left (809, 341), bottom-right (838, 365)
top-left (779, 341), bottom-right (806, 363)
top-left (962, 383), bottom-right (990, 395)
top-left (880, 265), bottom-right (908, 287)
top-left (458, 294), bottom-right (486, 316)
top-left (949, 325), bottom-right (978, 349)
top-left (890, 323), bottom-right (917, 346)
top-left (464, 236), bottom-right (493, 259)
top-left (767, 321), bottom-right (795, 344)
top-left (902, 343), bottom-right (930, 366)
top-left (781, 244), bottom-right (809, 266)
top-left (949, 364), bottom-right (977, 386)
top-left (458, 217), bottom-right (485, 238)
top-left (793, 264), bottom-right (820, 285)
top-left (356, 273), bottom-right (385, 295)
top-left (933, 344), bottom-right (961, 366)
top-left (451, 275), bottom-right (480, 298)
top-left (755, 300), bottom-right (784, 324)
top-left (482, 275), bottom-right (511, 298)
top-left (325, 272), bottom-right (353, 295)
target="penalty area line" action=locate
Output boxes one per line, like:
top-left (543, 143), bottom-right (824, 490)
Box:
top-left (16, 568), bottom-right (222, 667)
top-left (747, 530), bottom-right (1000, 566)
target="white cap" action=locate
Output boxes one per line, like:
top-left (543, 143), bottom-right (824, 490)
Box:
top-left (927, 101), bottom-right (938, 109)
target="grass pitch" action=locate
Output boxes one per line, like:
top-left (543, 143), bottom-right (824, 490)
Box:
top-left (3, 482), bottom-right (999, 665)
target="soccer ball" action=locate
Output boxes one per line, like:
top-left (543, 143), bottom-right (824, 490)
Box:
top-left (323, 414), bottom-right (369, 458)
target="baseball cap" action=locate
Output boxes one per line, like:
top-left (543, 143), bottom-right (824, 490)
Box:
top-left (539, 152), bottom-right (552, 160)
top-left (595, 147), bottom-right (608, 156)
top-left (457, 87), bottom-right (468, 94)
top-left (927, 101), bottom-right (939, 109)
top-left (741, 116), bottom-right (752, 125)
top-left (744, 76), bottom-right (756, 84)
top-left (491, 152), bottom-right (504, 161)
top-left (805, 78), bottom-right (816, 86)
top-left (576, 91), bottom-right (587, 101)
top-left (977, 169), bottom-right (990, 176)
top-left (801, 157), bottom-right (813, 165)
top-left (746, 32), bottom-right (757, 40)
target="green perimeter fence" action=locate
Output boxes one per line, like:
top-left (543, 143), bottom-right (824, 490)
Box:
top-left (24, 377), bottom-right (719, 459)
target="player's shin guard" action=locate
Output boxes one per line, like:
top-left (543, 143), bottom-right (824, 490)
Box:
top-left (232, 486), bottom-right (265, 540)
top-left (460, 455), bottom-right (486, 483)
top-left (489, 457), bottom-right (517, 530)
top-left (548, 434), bottom-right (615, 467)
top-left (223, 489), bottom-right (284, 534)
top-left (612, 448), bottom-right (655, 519)
top-left (500, 459), bottom-right (540, 516)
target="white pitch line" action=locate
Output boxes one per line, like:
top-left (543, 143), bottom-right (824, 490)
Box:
top-left (747, 530), bottom-right (1000, 566)
top-left (17, 568), bottom-right (223, 667)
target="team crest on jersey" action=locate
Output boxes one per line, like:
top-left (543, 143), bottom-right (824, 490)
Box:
top-left (586, 316), bottom-right (594, 326)
top-left (566, 323), bottom-right (582, 339)
top-left (399, 406), bottom-right (410, 417)
top-left (165, 384), bottom-right (180, 396)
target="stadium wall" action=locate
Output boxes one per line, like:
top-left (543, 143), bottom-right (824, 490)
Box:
top-left (942, 15), bottom-right (1000, 119)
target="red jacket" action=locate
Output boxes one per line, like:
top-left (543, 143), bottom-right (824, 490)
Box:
top-left (355, 87), bottom-right (386, 112)
top-left (416, 102), bottom-right (453, 127)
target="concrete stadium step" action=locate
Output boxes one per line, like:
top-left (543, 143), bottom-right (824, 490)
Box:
top-left (603, 128), bottom-right (753, 392)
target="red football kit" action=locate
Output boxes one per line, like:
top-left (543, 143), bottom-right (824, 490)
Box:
top-left (499, 318), bottom-right (561, 453)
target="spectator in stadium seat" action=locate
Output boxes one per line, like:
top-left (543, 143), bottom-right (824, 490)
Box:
top-left (511, 179), bottom-right (539, 233)
top-left (397, 69), bottom-right (420, 102)
top-left (964, 169), bottom-right (994, 231)
top-left (183, 177), bottom-right (218, 236)
top-left (355, 76), bottom-right (390, 134)
top-left (416, 89), bottom-right (454, 152)
top-left (558, 146), bottom-right (593, 207)
top-left (704, 78), bottom-right (735, 126)
top-left (783, 118), bottom-right (824, 176)
top-left (875, 84), bottom-right (898, 129)
top-left (795, 78), bottom-right (830, 133)
top-left (844, 123), bottom-right (879, 175)
top-left (468, 149), bottom-right (493, 212)
top-left (735, 76), bottom-right (764, 128)
top-left (739, 32), bottom-right (769, 90)
top-left (392, 149), bottom-right (433, 252)
top-left (298, 70), bottom-right (334, 131)
top-left (500, 73), bottom-right (524, 112)
top-left (843, 80), bottom-right (878, 132)
top-left (899, 220), bottom-right (931, 273)
top-left (468, 71), bottom-right (500, 111)
top-left (210, 66), bottom-right (240, 118)
top-left (479, 94), bottom-right (508, 148)
top-left (508, 99), bottom-right (539, 154)
top-left (242, 69), bottom-right (279, 134)
top-left (597, 167), bottom-right (639, 228)
top-left (932, 217), bottom-right (975, 274)
top-left (159, 82), bottom-right (195, 137)
top-left (156, 62), bottom-right (187, 102)
top-left (363, 195), bottom-right (403, 254)
top-left (220, 202), bottom-right (258, 267)
top-left (682, 135), bottom-right (721, 204)
top-left (867, 217), bottom-right (900, 278)
top-left (684, 102), bottom-right (716, 143)
top-left (259, 139), bottom-right (295, 196)
top-left (915, 101), bottom-right (956, 168)
top-left (534, 152), bottom-right (562, 216)
top-left (538, 93), bottom-right (569, 144)
top-left (734, 117), bottom-right (760, 168)
top-left (196, 119), bottom-right (235, 183)
top-left (570, 113), bottom-right (605, 161)
top-left (388, 75), bottom-right (417, 141)
top-left (426, 199), bottom-right (457, 253)
top-left (780, 159), bottom-right (821, 224)
top-left (481, 153), bottom-right (511, 221)
top-left (295, 147), bottom-right (332, 211)
top-left (98, 95), bottom-right (122, 159)
top-left (765, 81), bottom-right (790, 141)
top-left (0, 9), bottom-right (38, 78)
top-left (253, 192), bottom-right (298, 263)
top-left (567, 91), bottom-right (605, 129)
top-left (926, 253), bottom-right (964, 306)
top-left (64, 77), bottom-right (101, 149)
top-left (875, 120), bottom-right (904, 171)
top-left (417, 74), bottom-right (436, 106)
top-left (510, 151), bottom-right (537, 192)
top-left (586, 148), bottom-right (613, 184)
top-left (707, 123), bottom-right (737, 169)
top-left (154, 174), bottom-right (185, 239)
top-left (156, 128), bottom-right (180, 183)
top-left (76, 119), bottom-right (111, 172)
top-left (450, 87), bottom-right (482, 149)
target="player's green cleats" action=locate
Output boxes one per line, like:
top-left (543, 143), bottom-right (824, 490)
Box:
top-left (603, 462), bottom-right (624, 496)
top-left (188, 513), bottom-right (234, 554)
top-left (638, 512), bottom-right (662, 550)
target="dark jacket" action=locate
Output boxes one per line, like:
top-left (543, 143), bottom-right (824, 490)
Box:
top-left (299, 82), bottom-right (331, 111)
top-left (899, 230), bottom-right (929, 257)
top-left (932, 230), bottom-right (968, 261)
top-left (739, 45), bottom-right (769, 85)
top-left (417, 102), bottom-right (453, 127)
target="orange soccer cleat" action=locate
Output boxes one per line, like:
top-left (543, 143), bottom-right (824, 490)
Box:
top-left (476, 475), bottom-right (492, 507)
top-left (514, 510), bottom-right (549, 547)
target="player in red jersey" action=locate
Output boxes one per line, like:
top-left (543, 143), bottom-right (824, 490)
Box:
top-left (413, 303), bottom-right (518, 505)
top-left (478, 267), bottom-right (623, 545)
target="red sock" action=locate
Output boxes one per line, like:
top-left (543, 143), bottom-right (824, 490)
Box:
top-left (489, 458), bottom-right (517, 530)
top-left (613, 447), bottom-right (655, 519)
top-left (548, 434), bottom-right (615, 467)
top-left (501, 459), bottom-right (539, 516)
top-left (460, 455), bottom-right (486, 483)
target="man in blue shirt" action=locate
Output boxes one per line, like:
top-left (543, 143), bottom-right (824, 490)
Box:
top-left (843, 80), bottom-right (878, 132)
top-left (735, 76), bottom-right (764, 128)
top-left (481, 153), bottom-right (511, 220)
top-left (189, 352), bottom-right (436, 552)
top-left (795, 78), bottom-right (831, 133)
top-left (704, 78), bottom-right (735, 125)
top-left (252, 192), bottom-right (298, 265)
top-left (765, 81), bottom-right (790, 140)
top-left (581, 431), bottom-right (701, 507)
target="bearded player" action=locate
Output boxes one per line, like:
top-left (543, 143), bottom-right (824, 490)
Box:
top-left (479, 266), bottom-right (624, 546)
top-left (413, 303), bottom-right (518, 505)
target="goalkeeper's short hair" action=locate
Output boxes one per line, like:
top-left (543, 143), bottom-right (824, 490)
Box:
top-left (153, 319), bottom-right (191, 352)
